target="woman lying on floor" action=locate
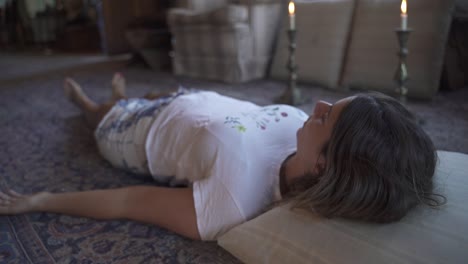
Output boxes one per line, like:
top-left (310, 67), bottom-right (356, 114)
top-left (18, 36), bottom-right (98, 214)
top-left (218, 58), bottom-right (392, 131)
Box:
top-left (0, 73), bottom-right (444, 240)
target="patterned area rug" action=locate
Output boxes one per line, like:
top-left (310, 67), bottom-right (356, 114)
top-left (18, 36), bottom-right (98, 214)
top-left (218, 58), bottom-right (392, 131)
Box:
top-left (1, 65), bottom-right (467, 263)
top-left (0, 69), bottom-right (241, 263)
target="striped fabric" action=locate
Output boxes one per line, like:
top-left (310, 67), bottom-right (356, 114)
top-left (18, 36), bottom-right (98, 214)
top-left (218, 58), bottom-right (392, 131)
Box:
top-left (168, 0), bottom-right (281, 83)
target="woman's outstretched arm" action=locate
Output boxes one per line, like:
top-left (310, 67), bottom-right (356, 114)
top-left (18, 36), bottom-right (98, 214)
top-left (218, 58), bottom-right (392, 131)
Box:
top-left (0, 186), bottom-right (200, 240)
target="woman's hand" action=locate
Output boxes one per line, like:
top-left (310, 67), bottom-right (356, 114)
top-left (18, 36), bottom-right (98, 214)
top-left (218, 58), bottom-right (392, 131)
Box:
top-left (0, 187), bottom-right (200, 239)
top-left (0, 190), bottom-right (46, 215)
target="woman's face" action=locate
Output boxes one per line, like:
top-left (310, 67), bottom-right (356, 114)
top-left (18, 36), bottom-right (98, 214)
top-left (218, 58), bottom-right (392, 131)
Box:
top-left (296, 96), bottom-right (354, 173)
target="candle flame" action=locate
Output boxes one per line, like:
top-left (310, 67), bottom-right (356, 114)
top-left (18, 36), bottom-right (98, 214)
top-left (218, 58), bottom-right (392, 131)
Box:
top-left (289, 1), bottom-right (295, 15)
top-left (401, 0), bottom-right (407, 14)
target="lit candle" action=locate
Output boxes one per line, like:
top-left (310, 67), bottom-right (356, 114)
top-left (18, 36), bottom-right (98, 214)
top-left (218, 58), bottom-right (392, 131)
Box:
top-left (289, 1), bottom-right (295, 30)
top-left (401, 0), bottom-right (408, 30)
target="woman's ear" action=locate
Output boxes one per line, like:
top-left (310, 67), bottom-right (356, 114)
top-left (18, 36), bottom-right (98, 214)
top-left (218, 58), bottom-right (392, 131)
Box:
top-left (313, 154), bottom-right (326, 175)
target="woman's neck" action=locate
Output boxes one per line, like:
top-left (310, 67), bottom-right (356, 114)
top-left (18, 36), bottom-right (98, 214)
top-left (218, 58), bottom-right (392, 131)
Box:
top-left (279, 153), bottom-right (301, 196)
top-left (285, 154), bottom-right (305, 181)
top-left (280, 152), bottom-right (317, 196)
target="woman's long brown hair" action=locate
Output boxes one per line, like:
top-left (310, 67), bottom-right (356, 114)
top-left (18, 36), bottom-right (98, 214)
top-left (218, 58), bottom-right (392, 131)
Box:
top-left (285, 93), bottom-right (446, 223)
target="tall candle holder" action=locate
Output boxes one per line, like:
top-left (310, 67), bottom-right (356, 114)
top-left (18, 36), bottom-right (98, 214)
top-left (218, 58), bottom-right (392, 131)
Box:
top-left (394, 28), bottom-right (412, 103)
top-left (276, 29), bottom-right (303, 105)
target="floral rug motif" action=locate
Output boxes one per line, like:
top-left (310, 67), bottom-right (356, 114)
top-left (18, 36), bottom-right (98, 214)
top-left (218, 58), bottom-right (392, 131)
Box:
top-left (0, 72), bottom-right (240, 264)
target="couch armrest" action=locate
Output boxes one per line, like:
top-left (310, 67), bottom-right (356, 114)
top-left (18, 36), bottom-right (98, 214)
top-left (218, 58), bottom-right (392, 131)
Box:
top-left (175, 0), bottom-right (230, 12)
top-left (168, 5), bottom-right (248, 26)
top-left (236, 0), bottom-right (281, 4)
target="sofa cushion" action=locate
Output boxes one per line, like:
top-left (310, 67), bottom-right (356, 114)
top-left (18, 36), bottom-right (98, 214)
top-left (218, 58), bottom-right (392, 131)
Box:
top-left (341, 0), bottom-right (455, 99)
top-left (218, 150), bottom-right (468, 264)
top-left (270, 0), bottom-right (355, 89)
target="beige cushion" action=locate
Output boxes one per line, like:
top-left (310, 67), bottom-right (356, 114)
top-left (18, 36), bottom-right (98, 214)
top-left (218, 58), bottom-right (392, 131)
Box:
top-left (341, 0), bottom-right (455, 99)
top-left (218, 151), bottom-right (468, 264)
top-left (270, 0), bottom-right (355, 89)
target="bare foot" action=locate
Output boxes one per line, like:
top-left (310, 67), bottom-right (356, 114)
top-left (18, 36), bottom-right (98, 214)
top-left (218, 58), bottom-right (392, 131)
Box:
top-left (64, 78), bottom-right (97, 110)
top-left (111, 72), bottom-right (126, 100)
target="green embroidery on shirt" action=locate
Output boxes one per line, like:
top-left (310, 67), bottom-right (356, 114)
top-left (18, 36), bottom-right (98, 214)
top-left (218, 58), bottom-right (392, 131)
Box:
top-left (237, 125), bottom-right (247, 132)
top-left (225, 117), bottom-right (247, 132)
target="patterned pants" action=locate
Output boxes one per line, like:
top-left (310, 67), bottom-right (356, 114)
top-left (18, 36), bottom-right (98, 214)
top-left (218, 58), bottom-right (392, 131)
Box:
top-left (94, 89), bottom-right (192, 175)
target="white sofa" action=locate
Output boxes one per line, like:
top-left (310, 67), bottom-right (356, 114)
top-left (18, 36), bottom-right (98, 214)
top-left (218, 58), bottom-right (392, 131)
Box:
top-left (168, 0), bottom-right (282, 83)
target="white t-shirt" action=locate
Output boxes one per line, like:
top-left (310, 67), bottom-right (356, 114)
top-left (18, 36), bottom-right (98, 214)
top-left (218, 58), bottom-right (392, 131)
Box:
top-left (145, 91), bottom-right (308, 240)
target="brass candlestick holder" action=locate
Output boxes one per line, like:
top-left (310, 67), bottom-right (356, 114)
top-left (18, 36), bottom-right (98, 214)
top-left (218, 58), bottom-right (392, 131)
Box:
top-left (276, 29), bottom-right (303, 105)
top-left (394, 28), bottom-right (412, 103)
